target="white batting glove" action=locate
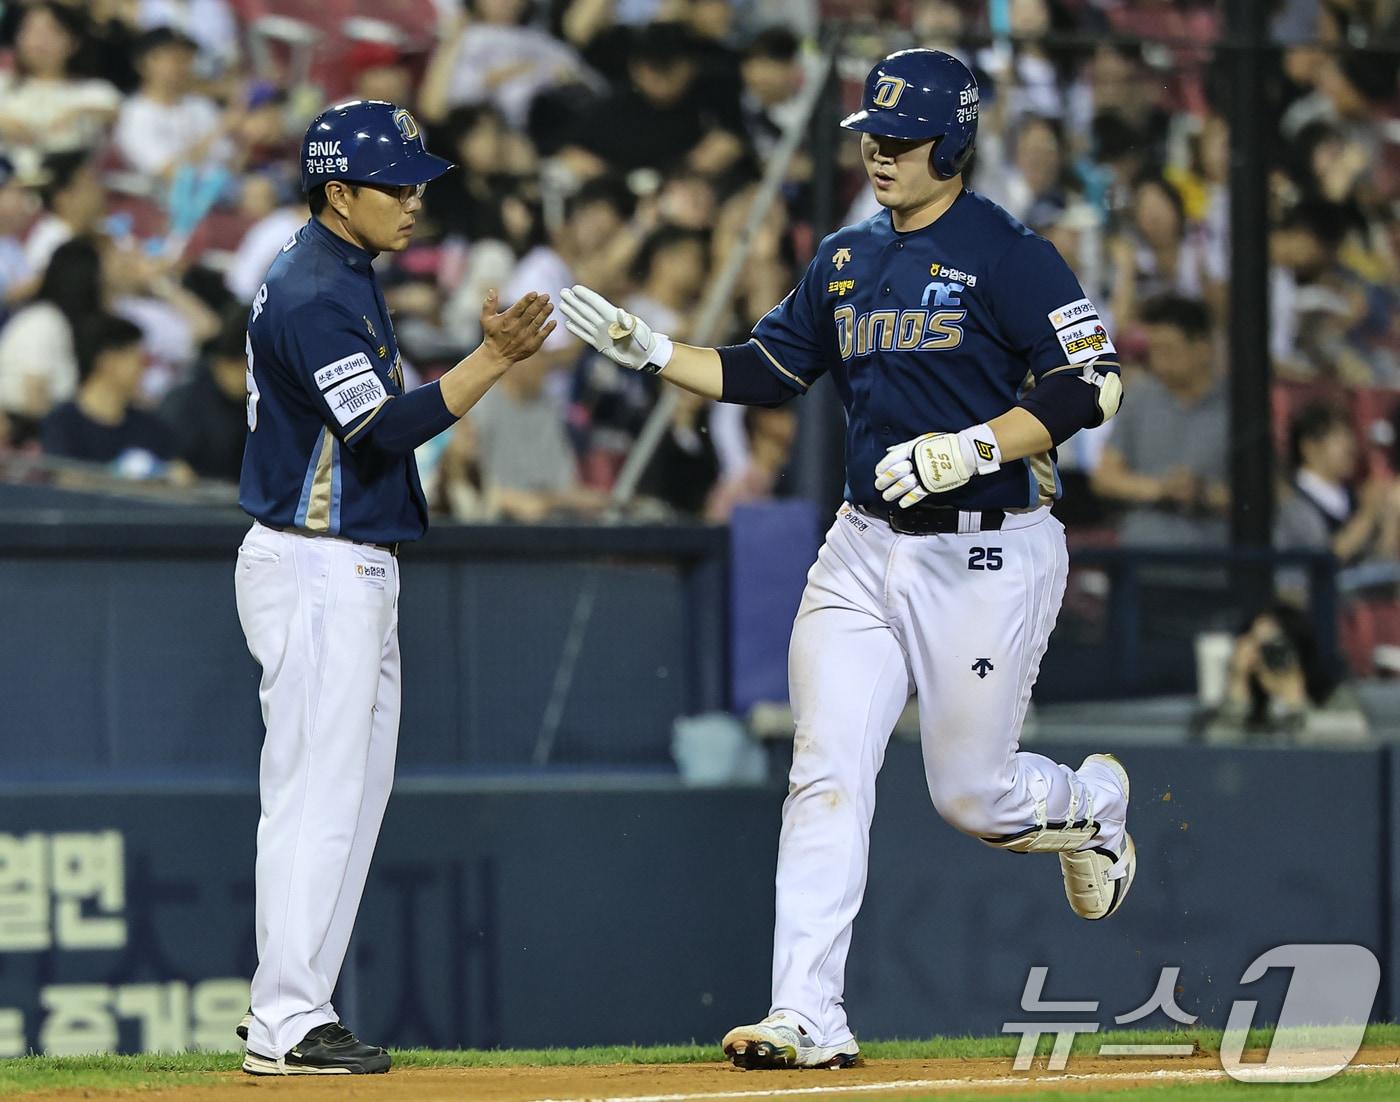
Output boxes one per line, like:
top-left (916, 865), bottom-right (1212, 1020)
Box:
top-left (874, 425), bottom-right (1002, 509)
top-left (559, 285), bottom-right (674, 374)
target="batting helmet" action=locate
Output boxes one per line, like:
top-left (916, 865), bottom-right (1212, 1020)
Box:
top-left (300, 99), bottom-right (454, 195)
top-left (840, 49), bottom-right (979, 179)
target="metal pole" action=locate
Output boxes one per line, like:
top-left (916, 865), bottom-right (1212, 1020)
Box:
top-left (1224, 0), bottom-right (1274, 607)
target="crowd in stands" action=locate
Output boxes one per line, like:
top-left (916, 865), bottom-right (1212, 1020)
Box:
top-left (0, 0), bottom-right (1394, 563)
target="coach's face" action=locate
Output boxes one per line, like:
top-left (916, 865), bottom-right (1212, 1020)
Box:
top-left (861, 133), bottom-right (943, 214)
top-left (328, 179), bottom-right (424, 255)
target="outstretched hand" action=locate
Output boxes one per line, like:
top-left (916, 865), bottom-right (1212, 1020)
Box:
top-left (480, 289), bottom-right (555, 364)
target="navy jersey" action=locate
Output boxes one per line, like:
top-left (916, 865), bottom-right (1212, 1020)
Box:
top-left (752, 190), bottom-right (1119, 511)
top-left (239, 218), bottom-right (430, 543)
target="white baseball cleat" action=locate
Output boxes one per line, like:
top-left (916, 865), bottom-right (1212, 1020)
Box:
top-left (1059, 753), bottom-right (1136, 920)
top-left (722, 1013), bottom-right (859, 1069)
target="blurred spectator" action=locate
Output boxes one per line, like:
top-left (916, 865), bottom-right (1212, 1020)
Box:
top-left (0, 3), bottom-right (120, 165)
top-left (626, 224), bottom-right (709, 338)
top-left (572, 225), bottom-right (711, 481)
top-left (1091, 293), bottom-right (1228, 547)
top-left (737, 27), bottom-right (805, 163)
top-left (635, 388), bottom-right (721, 515)
top-left (346, 42), bottom-right (416, 107)
top-left (420, 0), bottom-right (601, 132)
top-left (1276, 400), bottom-right (1400, 567)
top-left (559, 22), bottom-right (744, 180)
top-left (136, 0), bottom-right (241, 76)
top-left (503, 175), bottom-right (634, 365)
top-left (157, 303), bottom-right (248, 481)
top-left (25, 150), bottom-right (106, 274)
top-left (1108, 171), bottom-right (1221, 332)
top-left (977, 0), bottom-right (1076, 127)
top-left (1201, 604), bottom-right (1363, 744)
top-left (104, 241), bottom-right (222, 399)
top-left (0, 236), bottom-right (101, 434)
top-left (979, 113), bottom-right (1075, 229)
top-left (114, 27), bottom-right (228, 183)
top-left (1270, 199), bottom-right (1372, 382)
top-left (706, 405), bottom-right (797, 521)
top-left (425, 415), bottom-right (486, 521)
top-left (225, 198), bottom-right (309, 305)
top-left (0, 154), bottom-right (38, 304)
top-left (468, 353), bottom-right (603, 521)
top-left (40, 313), bottom-right (189, 481)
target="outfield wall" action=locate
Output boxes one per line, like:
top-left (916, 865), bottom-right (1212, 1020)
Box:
top-left (0, 741), bottom-right (1385, 1055)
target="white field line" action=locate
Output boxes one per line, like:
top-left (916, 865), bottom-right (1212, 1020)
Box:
top-left (529, 1060), bottom-right (1399, 1102)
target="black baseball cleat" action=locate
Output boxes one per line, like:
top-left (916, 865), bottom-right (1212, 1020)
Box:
top-left (242, 1022), bottom-right (391, 1075)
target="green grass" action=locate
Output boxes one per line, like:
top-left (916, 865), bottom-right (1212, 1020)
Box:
top-left (1, 1025), bottom-right (1397, 1096)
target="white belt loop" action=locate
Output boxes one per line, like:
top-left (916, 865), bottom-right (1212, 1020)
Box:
top-left (958, 510), bottom-right (979, 534)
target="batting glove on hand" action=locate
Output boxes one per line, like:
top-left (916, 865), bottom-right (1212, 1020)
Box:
top-left (874, 425), bottom-right (1002, 509)
top-left (559, 285), bottom-right (673, 374)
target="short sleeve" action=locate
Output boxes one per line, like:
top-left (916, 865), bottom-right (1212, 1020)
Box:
top-left (991, 236), bottom-right (1118, 381)
top-left (749, 251), bottom-right (834, 394)
top-left (276, 301), bottom-right (395, 448)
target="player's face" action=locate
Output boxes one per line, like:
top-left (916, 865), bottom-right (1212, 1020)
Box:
top-left (338, 181), bottom-right (425, 254)
top-left (860, 132), bottom-right (944, 214)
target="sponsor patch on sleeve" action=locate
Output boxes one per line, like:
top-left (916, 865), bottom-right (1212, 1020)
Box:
top-left (1056, 319), bottom-right (1116, 363)
top-left (324, 371), bottom-right (387, 427)
top-left (1047, 298), bottom-right (1099, 330)
top-left (314, 352), bottom-right (375, 393)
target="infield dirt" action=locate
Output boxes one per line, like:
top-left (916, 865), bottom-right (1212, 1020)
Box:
top-left (13, 1047), bottom-right (1400, 1102)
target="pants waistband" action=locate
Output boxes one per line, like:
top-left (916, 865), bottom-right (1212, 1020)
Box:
top-left (856, 503), bottom-right (1005, 535)
top-left (260, 522), bottom-right (398, 557)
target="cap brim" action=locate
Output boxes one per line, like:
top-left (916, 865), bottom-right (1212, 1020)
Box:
top-left (357, 152), bottom-right (455, 187)
top-left (839, 108), bottom-right (939, 141)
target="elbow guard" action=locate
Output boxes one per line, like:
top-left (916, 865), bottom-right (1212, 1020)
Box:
top-left (1016, 363), bottom-right (1123, 446)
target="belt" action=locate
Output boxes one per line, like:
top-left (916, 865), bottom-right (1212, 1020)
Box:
top-left (858, 504), bottom-right (1005, 535)
top-left (270, 525), bottom-right (398, 557)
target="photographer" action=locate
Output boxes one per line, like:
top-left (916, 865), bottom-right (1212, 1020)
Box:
top-left (1203, 605), bottom-right (1365, 744)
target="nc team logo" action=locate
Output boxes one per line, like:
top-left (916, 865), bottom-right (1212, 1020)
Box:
top-left (872, 75), bottom-right (907, 108)
top-left (392, 108), bottom-right (420, 141)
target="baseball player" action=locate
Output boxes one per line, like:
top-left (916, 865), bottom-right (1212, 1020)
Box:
top-left (234, 100), bottom-right (553, 1075)
top-left (561, 50), bottom-right (1130, 1069)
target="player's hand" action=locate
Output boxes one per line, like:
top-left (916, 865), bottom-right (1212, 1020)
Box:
top-left (480, 289), bottom-right (555, 363)
top-left (874, 426), bottom-right (1002, 508)
top-left (559, 285), bottom-right (673, 374)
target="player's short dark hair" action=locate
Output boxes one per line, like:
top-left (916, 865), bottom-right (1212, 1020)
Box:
top-left (745, 27), bottom-right (799, 63)
top-left (76, 314), bottom-right (144, 381)
top-left (1288, 400), bottom-right (1351, 471)
top-left (1139, 293), bottom-right (1213, 340)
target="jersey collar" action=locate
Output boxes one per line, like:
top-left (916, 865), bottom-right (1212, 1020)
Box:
top-left (306, 216), bottom-right (375, 273)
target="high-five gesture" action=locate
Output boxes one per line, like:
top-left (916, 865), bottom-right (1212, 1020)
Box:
top-left (481, 289), bottom-right (556, 364)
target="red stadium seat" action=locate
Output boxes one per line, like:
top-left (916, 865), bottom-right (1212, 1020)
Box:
top-left (1351, 387), bottom-right (1400, 478)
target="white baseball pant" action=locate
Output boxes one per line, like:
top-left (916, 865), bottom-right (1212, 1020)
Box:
top-left (234, 521), bottom-right (400, 1058)
top-left (770, 504), bottom-right (1124, 1046)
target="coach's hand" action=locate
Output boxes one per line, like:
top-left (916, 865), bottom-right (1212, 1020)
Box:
top-left (560, 285), bottom-right (673, 374)
top-left (875, 425), bottom-right (1002, 509)
top-left (481, 289), bottom-right (556, 363)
